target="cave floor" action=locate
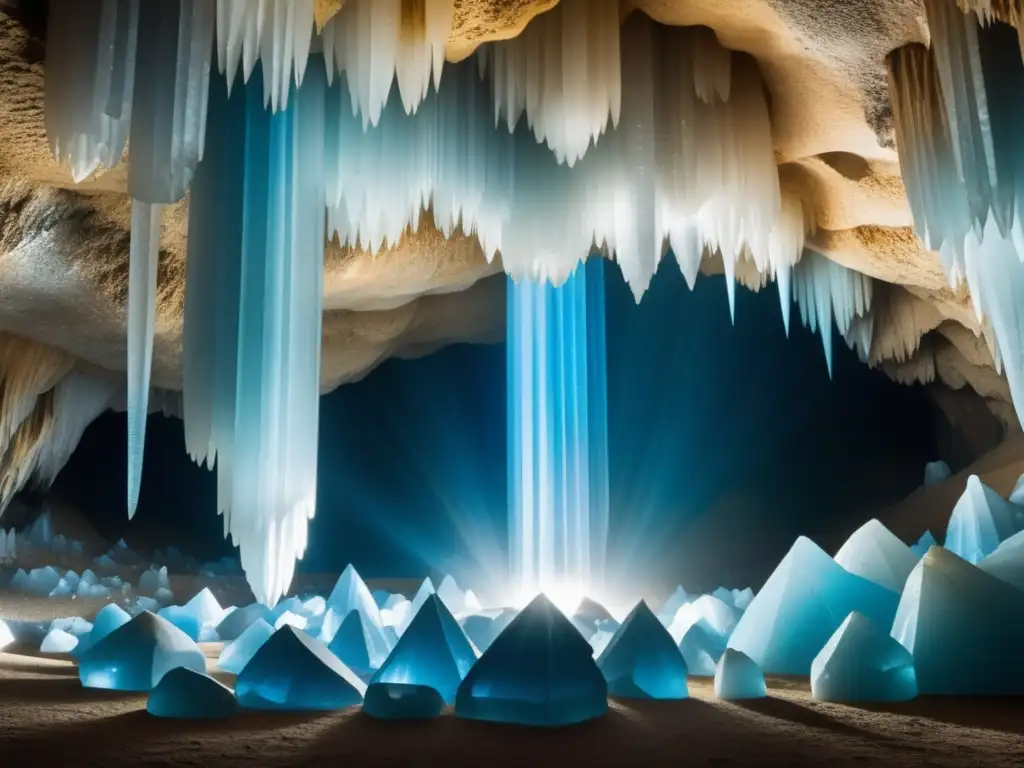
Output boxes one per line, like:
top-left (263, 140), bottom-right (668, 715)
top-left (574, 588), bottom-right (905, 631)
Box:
top-left (0, 652), bottom-right (1022, 767)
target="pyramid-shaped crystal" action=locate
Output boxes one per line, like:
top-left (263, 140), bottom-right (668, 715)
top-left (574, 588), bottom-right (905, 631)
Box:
top-left (217, 617), bottom-right (274, 675)
top-left (455, 594), bottom-right (607, 726)
top-left (363, 682), bottom-right (445, 720)
top-left (679, 622), bottom-right (727, 676)
top-left (714, 648), bottom-right (766, 699)
top-left (834, 519), bottom-right (919, 593)
top-left (979, 529), bottom-right (1024, 591)
top-left (73, 603), bottom-right (132, 657)
top-left (597, 601), bottom-right (688, 699)
top-left (328, 609), bottom-right (391, 682)
top-left (326, 565), bottom-right (382, 628)
top-left (892, 546), bottom-right (1024, 694)
top-left (236, 625), bottom-right (366, 710)
top-left (370, 594), bottom-right (478, 704)
top-left (78, 611), bottom-right (206, 692)
top-left (728, 536), bottom-right (899, 674)
top-left (147, 667), bottom-right (237, 719)
top-left (945, 475), bottom-right (1018, 564)
top-left (812, 611), bottom-right (916, 702)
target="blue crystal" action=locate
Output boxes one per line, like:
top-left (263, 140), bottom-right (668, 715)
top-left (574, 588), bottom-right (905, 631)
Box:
top-left (812, 612), bottom-right (917, 702)
top-left (78, 611), bottom-right (206, 692)
top-left (597, 601), bottom-right (688, 699)
top-left (728, 537), bottom-right (899, 674)
top-left (370, 594), bottom-right (477, 705)
top-left (236, 626), bottom-right (366, 711)
top-left (328, 609), bottom-right (391, 682)
top-left (455, 595), bottom-right (607, 727)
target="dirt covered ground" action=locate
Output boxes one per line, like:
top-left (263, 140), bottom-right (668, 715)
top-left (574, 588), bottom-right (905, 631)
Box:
top-left (0, 650), bottom-right (1022, 768)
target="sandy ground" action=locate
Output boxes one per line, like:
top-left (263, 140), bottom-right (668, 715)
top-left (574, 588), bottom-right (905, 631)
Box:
top-left (0, 650), bottom-right (1021, 768)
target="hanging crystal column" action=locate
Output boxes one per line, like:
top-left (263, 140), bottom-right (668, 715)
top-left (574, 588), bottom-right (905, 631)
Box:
top-left (508, 257), bottom-right (609, 600)
top-left (184, 61), bottom-right (327, 606)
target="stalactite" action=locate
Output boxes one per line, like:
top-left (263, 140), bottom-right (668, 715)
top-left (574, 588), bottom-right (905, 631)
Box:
top-left (184, 63), bottom-right (327, 606)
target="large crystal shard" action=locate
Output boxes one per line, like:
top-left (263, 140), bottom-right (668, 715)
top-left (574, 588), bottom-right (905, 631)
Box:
top-left (728, 537), bottom-right (899, 675)
top-left (811, 612), bottom-right (917, 702)
top-left (45, 0), bottom-right (140, 182)
top-left (455, 595), bottom-right (607, 726)
top-left (78, 611), bottom-right (206, 692)
top-left (596, 601), bottom-right (688, 699)
top-left (182, 62), bottom-right (327, 605)
top-left (833, 519), bottom-right (920, 593)
top-left (714, 648), bottom-right (766, 700)
top-left (236, 625), bottom-right (366, 710)
top-left (892, 546), bottom-right (1024, 694)
top-left (945, 474), bottom-right (1019, 564)
top-left (508, 258), bottom-right (610, 600)
top-left (147, 667), bottom-right (238, 719)
top-left (370, 594), bottom-right (478, 705)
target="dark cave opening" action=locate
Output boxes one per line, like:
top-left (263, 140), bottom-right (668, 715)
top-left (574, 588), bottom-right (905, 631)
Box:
top-left (43, 264), bottom-right (942, 592)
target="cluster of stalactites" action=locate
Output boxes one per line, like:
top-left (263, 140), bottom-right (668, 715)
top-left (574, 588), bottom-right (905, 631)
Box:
top-left (323, 14), bottom-right (795, 305)
top-left (183, 65), bottom-right (327, 606)
top-left (476, 0), bottom-right (622, 167)
top-left (321, 0), bottom-right (455, 126)
top-left (216, 0), bottom-right (316, 112)
top-left (888, 0), bottom-right (1024, 424)
top-left (792, 251), bottom-right (874, 378)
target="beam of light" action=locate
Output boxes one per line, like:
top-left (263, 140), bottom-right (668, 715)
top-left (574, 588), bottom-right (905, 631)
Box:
top-left (507, 257), bottom-right (609, 602)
